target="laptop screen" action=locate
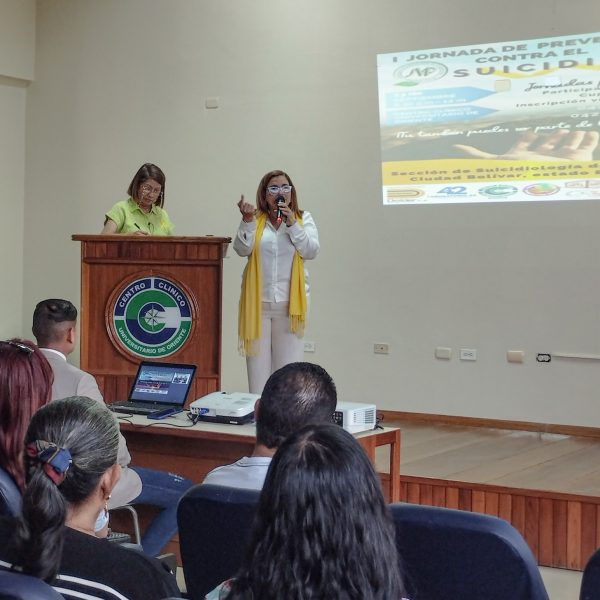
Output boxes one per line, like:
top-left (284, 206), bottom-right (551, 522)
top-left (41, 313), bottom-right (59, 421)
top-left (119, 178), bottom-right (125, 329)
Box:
top-left (129, 362), bottom-right (197, 406)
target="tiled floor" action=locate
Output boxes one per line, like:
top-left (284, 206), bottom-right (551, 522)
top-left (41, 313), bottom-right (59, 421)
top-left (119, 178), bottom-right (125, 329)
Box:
top-left (540, 566), bottom-right (582, 600)
top-left (177, 566), bottom-right (582, 598)
top-left (176, 567), bottom-right (186, 593)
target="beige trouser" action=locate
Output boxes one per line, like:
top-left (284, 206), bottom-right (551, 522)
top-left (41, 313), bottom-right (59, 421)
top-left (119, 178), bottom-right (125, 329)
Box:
top-left (246, 301), bottom-right (305, 394)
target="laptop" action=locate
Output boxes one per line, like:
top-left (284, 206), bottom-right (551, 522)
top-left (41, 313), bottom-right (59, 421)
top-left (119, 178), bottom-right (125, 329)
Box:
top-left (109, 361), bottom-right (197, 416)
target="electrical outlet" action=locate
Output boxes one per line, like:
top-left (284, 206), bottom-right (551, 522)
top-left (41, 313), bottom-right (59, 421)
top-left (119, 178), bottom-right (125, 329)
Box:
top-left (460, 348), bottom-right (477, 361)
top-left (205, 96), bottom-right (219, 109)
top-left (303, 341), bottom-right (316, 353)
top-left (507, 350), bottom-right (524, 363)
top-left (435, 347), bottom-right (452, 360)
top-left (374, 343), bottom-right (389, 354)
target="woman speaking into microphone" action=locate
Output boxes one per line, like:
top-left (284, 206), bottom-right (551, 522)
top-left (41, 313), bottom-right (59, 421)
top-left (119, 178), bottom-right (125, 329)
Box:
top-left (234, 170), bottom-right (320, 394)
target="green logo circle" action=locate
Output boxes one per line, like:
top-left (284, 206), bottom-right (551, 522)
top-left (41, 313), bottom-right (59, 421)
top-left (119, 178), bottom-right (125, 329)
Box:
top-left (112, 276), bottom-right (192, 358)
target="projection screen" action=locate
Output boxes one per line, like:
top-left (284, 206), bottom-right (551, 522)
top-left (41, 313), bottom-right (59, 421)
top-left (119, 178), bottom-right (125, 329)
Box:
top-left (378, 33), bottom-right (600, 204)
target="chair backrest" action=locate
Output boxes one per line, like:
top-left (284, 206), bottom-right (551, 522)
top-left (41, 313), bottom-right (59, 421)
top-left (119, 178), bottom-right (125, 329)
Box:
top-left (390, 503), bottom-right (549, 600)
top-left (0, 468), bottom-right (21, 517)
top-left (580, 547), bottom-right (600, 600)
top-left (177, 484), bottom-right (261, 600)
top-left (0, 570), bottom-right (64, 600)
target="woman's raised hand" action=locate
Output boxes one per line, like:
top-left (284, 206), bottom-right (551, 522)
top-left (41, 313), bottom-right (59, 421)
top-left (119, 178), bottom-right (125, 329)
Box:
top-left (237, 195), bottom-right (256, 222)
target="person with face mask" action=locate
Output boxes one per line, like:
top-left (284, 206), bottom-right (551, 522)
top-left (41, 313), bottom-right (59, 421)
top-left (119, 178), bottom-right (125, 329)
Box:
top-left (0, 396), bottom-right (181, 600)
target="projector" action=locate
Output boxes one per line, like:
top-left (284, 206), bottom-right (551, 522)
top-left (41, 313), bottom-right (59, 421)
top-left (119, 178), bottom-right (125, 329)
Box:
top-left (189, 391), bottom-right (259, 425)
top-left (333, 401), bottom-right (377, 434)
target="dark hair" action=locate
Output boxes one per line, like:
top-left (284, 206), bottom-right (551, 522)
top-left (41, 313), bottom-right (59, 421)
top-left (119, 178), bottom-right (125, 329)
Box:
top-left (32, 299), bottom-right (78, 347)
top-left (227, 424), bottom-right (405, 599)
top-left (10, 396), bottom-right (119, 582)
top-left (127, 163), bottom-right (166, 208)
top-left (256, 362), bottom-right (337, 449)
top-left (0, 339), bottom-right (53, 490)
top-left (255, 169), bottom-right (302, 216)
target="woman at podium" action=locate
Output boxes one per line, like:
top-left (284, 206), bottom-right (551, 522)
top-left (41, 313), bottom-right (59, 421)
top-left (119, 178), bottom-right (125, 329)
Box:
top-left (101, 163), bottom-right (174, 236)
top-left (235, 169), bottom-right (320, 394)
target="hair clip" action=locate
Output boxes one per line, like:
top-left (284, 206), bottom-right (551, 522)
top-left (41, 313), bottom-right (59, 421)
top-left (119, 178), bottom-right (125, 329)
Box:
top-left (26, 440), bottom-right (72, 485)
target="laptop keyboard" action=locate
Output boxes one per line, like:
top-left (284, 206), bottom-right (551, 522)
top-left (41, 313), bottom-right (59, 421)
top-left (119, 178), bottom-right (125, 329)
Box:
top-left (110, 402), bottom-right (164, 415)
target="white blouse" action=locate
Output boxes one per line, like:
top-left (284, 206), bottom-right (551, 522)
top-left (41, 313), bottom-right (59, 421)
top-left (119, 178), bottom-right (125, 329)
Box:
top-left (233, 212), bottom-right (320, 302)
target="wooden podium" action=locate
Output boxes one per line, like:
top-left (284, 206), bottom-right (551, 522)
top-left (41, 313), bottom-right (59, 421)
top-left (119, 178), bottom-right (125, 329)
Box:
top-left (72, 235), bottom-right (231, 404)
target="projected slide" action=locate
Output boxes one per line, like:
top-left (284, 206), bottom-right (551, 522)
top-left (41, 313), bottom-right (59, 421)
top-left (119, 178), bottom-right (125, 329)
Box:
top-left (378, 33), bottom-right (600, 204)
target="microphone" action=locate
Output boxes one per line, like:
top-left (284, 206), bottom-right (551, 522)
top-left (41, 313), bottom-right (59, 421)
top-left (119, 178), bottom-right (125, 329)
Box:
top-left (276, 195), bottom-right (285, 224)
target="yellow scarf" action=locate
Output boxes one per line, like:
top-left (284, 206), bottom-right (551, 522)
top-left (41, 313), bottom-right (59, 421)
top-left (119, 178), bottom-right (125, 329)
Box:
top-left (238, 212), bottom-right (307, 356)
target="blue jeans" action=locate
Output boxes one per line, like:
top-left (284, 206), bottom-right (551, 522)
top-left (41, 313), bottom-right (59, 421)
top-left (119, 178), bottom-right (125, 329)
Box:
top-left (129, 466), bottom-right (193, 556)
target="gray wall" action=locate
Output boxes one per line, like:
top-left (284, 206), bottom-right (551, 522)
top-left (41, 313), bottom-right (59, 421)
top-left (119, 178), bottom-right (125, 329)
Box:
top-left (11, 0), bottom-right (600, 425)
top-left (0, 0), bottom-right (35, 338)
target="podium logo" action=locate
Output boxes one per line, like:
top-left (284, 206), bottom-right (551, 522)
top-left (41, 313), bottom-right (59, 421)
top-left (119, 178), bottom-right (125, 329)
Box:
top-left (110, 276), bottom-right (193, 358)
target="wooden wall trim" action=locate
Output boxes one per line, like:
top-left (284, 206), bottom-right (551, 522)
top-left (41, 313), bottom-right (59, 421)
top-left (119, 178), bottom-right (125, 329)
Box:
top-left (380, 410), bottom-right (600, 439)
top-left (400, 475), bottom-right (600, 507)
top-left (378, 473), bottom-right (598, 570)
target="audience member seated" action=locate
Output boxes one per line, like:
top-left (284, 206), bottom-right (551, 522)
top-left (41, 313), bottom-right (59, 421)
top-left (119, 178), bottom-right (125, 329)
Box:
top-left (0, 339), bottom-right (53, 496)
top-left (33, 298), bottom-right (193, 555)
top-left (202, 361), bottom-right (337, 490)
top-left (206, 423), bottom-right (408, 600)
top-left (0, 396), bottom-right (181, 600)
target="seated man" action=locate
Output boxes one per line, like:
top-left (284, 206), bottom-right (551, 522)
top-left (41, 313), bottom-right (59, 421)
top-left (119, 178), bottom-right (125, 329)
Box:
top-left (203, 361), bottom-right (337, 490)
top-left (32, 298), bottom-right (193, 556)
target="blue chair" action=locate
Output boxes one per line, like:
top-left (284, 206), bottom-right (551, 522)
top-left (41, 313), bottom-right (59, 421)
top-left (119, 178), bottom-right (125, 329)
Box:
top-left (0, 570), bottom-right (64, 600)
top-left (390, 503), bottom-right (549, 600)
top-left (0, 468), bottom-right (21, 517)
top-left (580, 547), bottom-right (600, 600)
top-left (177, 484), bottom-right (260, 600)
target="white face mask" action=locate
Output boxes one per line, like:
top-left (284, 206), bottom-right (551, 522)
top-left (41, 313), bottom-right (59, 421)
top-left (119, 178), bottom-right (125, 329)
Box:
top-left (94, 507), bottom-right (109, 532)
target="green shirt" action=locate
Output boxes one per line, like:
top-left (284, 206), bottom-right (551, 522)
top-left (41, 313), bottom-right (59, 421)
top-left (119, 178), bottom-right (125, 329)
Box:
top-left (105, 198), bottom-right (175, 236)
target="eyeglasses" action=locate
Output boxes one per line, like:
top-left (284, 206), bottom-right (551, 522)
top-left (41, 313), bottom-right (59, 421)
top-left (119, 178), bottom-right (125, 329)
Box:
top-left (140, 184), bottom-right (162, 196)
top-left (1, 340), bottom-right (34, 356)
top-left (267, 185), bottom-right (292, 195)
